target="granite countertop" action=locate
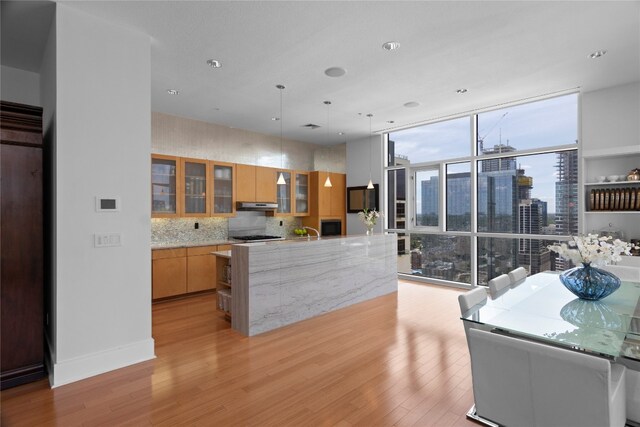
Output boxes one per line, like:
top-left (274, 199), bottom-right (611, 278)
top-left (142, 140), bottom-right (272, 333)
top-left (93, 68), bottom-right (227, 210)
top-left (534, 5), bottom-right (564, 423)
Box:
top-left (151, 240), bottom-right (232, 250)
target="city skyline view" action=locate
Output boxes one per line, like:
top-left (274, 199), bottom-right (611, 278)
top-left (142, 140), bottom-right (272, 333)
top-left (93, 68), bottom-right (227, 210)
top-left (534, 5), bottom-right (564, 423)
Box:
top-left (390, 93), bottom-right (578, 214)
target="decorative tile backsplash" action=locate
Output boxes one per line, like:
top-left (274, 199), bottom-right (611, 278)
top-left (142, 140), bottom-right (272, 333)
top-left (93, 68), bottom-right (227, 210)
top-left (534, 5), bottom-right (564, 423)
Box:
top-left (152, 216), bottom-right (302, 244)
top-left (151, 217), bottom-right (227, 244)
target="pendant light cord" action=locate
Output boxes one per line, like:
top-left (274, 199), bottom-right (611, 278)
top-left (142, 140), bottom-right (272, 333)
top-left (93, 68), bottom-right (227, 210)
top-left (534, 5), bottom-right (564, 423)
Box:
top-left (367, 113), bottom-right (374, 189)
top-left (324, 101), bottom-right (333, 188)
top-left (276, 84), bottom-right (286, 185)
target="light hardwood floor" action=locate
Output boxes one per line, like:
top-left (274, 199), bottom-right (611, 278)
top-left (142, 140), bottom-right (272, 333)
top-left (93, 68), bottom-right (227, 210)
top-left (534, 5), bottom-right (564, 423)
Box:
top-left (0, 280), bottom-right (478, 426)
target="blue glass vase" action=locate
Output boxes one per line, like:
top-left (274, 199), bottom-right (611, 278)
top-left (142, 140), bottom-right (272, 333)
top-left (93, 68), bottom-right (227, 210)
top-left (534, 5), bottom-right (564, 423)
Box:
top-left (559, 262), bottom-right (621, 301)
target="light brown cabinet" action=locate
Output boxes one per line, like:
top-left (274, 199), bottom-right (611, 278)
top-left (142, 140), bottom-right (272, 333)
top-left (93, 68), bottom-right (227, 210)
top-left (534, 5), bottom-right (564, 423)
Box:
top-left (276, 169), bottom-right (293, 215)
top-left (180, 157), bottom-right (210, 217)
top-left (186, 246), bottom-right (217, 293)
top-left (236, 164), bottom-right (277, 203)
top-left (152, 244), bottom-right (233, 300)
top-left (256, 166), bottom-right (277, 202)
top-left (329, 173), bottom-right (346, 217)
top-left (152, 248), bottom-right (187, 299)
top-left (294, 171), bottom-right (310, 216)
top-left (236, 164), bottom-right (257, 202)
top-left (303, 171), bottom-right (347, 235)
top-left (152, 154), bottom-right (180, 218)
top-left (309, 171), bottom-right (346, 217)
top-left (211, 161), bottom-right (236, 216)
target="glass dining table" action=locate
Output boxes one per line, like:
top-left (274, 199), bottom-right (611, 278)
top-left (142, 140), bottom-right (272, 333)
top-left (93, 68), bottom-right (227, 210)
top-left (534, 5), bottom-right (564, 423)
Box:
top-left (461, 271), bottom-right (640, 361)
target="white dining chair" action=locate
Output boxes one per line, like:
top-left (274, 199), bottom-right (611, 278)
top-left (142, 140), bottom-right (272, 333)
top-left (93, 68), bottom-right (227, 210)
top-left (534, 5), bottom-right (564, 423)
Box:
top-left (508, 266), bottom-right (528, 285)
top-left (602, 264), bottom-right (640, 282)
top-left (487, 274), bottom-right (510, 297)
top-left (468, 328), bottom-right (627, 427)
top-left (458, 287), bottom-right (488, 349)
top-left (458, 287), bottom-right (487, 315)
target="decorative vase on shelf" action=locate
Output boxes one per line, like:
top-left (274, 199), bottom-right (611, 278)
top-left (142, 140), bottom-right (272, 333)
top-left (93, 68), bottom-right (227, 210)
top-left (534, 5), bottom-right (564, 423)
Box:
top-left (366, 225), bottom-right (374, 236)
top-left (559, 262), bottom-right (621, 301)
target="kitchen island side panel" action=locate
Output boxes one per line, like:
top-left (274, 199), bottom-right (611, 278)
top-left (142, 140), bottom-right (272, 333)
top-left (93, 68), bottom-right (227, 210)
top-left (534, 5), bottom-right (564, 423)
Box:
top-left (232, 234), bottom-right (397, 336)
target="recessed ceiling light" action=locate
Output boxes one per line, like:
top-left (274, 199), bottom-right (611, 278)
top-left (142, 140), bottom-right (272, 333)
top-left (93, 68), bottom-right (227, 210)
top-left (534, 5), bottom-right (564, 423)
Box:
top-left (403, 101), bottom-right (420, 108)
top-left (325, 67), bottom-right (347, 77)
top-left (206, 59), bottom-right (221, 68)
top-left (167, 89), bottom-right (179, 95)
top-left (271, 117), bottom-right (280, 121)
top-left (382, 41), bottom-right (401, 51)
top-left (338, 132), bottom-right (345, 135)
top-left (456, 88), bottom-right (468, 94)
top-left (588, 50), bottom-right (607, 59)
top-left (387, 120), bottom-right (395, 124)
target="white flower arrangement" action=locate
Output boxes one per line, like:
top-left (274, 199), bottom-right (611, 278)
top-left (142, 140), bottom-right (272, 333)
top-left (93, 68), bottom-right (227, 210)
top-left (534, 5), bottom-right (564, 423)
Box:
top-left (358, 208), bottom-right (382, 228)
top-left (547, 234), bottom-right (635, 267)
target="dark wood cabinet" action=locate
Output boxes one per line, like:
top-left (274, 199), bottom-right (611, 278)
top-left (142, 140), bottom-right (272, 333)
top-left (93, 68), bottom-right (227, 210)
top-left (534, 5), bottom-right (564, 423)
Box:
top-left (1, 101), bottom-right (46, 389)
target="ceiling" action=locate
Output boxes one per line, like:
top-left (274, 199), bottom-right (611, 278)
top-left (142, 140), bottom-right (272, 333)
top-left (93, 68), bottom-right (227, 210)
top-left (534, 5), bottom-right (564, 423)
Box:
top-left (2, 1), bottom-right (639, 145)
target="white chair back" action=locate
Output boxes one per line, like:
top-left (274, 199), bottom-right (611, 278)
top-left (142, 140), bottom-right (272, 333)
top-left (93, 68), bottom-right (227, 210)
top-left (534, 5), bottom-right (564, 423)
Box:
top-left (602, 264), bottom-right (640, 282)
top-left (487, 274), bottom-right (510, 297)
top-left (468, 329), bottom-right (627, 427)
top-left (508, 266), bottom-right (528, 285)
top-left (458, 287), bottom-right (487, 315)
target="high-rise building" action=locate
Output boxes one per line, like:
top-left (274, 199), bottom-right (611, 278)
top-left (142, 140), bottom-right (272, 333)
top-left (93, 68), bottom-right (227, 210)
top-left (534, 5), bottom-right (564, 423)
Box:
top-left (446, 172), bottom-right (471, 231)
top-left (554, 150), bottom-right (579, 269)
top-left (518, 198), bottom-right (551, 274)
top-left (420, 175), bottom-right (439, 226)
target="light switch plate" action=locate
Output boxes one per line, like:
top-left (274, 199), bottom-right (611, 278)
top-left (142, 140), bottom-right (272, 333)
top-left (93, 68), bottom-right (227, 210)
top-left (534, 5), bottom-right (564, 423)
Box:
top-left (94, 233), bottom-right (122, 248)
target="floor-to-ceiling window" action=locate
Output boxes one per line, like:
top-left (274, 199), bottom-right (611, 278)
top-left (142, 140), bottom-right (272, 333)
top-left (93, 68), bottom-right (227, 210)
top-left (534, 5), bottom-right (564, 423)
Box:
top-left (386, 93), bottom-right (578, 286)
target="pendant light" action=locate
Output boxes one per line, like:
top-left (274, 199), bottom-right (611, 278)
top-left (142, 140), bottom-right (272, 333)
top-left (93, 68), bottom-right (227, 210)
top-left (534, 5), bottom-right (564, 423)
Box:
top-left (367, 113), bottom-right (374, 189)
top-left (276, 84), bottom-right (286, 185)
top-left (324, 100), bottom-right (333, 188)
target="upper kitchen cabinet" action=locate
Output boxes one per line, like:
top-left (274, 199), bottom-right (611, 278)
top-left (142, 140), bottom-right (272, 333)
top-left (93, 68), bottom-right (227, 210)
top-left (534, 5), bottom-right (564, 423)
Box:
top-left (276, 170), bottom-right (293, 215)
top-left (152, 154), bottom-right (180, 217)
top-left (294, 171), bottom-right (309, 216)
top-left (329, 172), bottom-right (346, 217)
top-left (256, 166), bottom-right (277, 203)
top-left (309, 171), bottom-right (346, 217)
top-left (236, 163), bottom-right (257, 202)
top-left (180, 158), bottom-right (210, 217)
top-left (211, 161), bottom-right (236, 216)
top-left (236, 164), bottom-right (277, 203)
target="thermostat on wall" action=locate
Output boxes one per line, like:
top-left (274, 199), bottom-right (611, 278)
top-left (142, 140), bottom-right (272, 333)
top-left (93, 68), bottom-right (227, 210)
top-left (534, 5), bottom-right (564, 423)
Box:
top-left (95, 196), bottom-right (120, 212)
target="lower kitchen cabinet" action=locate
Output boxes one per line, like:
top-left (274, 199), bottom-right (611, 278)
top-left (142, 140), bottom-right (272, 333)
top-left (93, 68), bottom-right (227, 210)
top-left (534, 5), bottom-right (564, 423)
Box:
top-left (152, 248), bottom-right (187, 299)
top-left (186, 246), bottom-right (217, 293)
top-left (152, 244), bottom-right (232, 300)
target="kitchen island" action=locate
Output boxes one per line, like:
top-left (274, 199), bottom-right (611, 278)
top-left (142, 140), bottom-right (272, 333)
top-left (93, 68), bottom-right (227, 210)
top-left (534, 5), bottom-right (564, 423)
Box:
top-left (231, 233), bottom-right (397, 336)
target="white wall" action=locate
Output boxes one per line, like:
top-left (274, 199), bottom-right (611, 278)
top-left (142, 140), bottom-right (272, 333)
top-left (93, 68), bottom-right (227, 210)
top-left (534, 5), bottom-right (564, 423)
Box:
top-left (1, 65), bottom-right (41, 106)
top-left (39, 8), bottom-right (57, 384)
top-left (51, 5), bottom-right (153, 386)
top-left (346, 134), bottom-right (383, 235)
top-left (152, 112), bottom-right (346, 173)
top-left (582, 81), bottom-right (640, 152)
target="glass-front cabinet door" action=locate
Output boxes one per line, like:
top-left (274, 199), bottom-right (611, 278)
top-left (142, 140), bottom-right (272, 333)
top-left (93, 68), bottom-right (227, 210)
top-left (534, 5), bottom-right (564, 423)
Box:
top-left (152, 155), bottom-right (180, 217)
top-left (294, 171), bottom-right (309, 216)
top-left (181, 158), bottom-right (210, 216)
top-left (212, 161), bottom-right (235, 216)
top-left (276, 170), bottom-right (292, 215)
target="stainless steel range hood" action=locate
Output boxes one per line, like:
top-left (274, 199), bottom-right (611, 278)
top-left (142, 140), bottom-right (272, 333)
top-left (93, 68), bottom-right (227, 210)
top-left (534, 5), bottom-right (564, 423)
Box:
top-left (236, 202), bottom-right (278, 211)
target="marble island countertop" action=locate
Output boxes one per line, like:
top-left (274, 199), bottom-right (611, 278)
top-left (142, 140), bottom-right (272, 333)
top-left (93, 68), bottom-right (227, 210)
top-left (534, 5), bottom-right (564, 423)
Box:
top-left (151, 240), bottom-right (232, 250)
top-left (152, 234), bottom-right (388, 250)
top-left (234, 233), bottom-right (388, 247)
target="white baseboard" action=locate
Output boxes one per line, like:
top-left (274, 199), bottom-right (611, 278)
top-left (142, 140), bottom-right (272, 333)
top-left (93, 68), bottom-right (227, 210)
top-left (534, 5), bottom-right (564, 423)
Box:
top-left (51, 338), bottom-right (155, 388)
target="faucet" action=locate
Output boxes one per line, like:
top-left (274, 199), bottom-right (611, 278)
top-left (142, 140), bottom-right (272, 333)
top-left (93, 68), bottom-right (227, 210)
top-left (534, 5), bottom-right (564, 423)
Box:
top-left (303, 226), bottom-right (320, 240)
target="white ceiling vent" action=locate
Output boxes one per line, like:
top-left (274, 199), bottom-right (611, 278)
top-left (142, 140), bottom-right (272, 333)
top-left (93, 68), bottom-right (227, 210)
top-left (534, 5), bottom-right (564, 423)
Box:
top-left (302, 123), bottom-right (322, 130)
